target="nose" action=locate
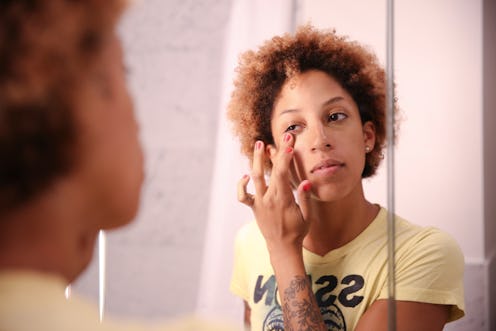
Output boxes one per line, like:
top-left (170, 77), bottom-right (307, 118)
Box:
top-left (310, 122), bottom-right (332, 152)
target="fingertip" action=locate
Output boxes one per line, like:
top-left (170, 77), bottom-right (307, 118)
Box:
top-left (237, 175), bottom-right (254, 206)
top-left (297, 180), bottom-right (312, 194)
top-left (238, 174), bottom-right (250, 187)
top-left (254, 140), bottom-right (264, 152)
top-left (283, 133), bottom-right (292, 143)
top-left (296, 180), bottom-right (312, 221)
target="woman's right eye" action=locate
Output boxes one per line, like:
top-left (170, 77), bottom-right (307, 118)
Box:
top-left (285, 124), bottom-right (299, 132)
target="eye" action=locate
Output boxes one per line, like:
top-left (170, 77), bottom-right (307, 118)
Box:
top-left (285, 124), bottom-right (300, 132)
top-left (328, 112), bottom-right (347, 122)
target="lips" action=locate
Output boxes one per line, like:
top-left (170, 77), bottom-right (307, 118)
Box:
top-left (310, 159), bottom-right (344, 174)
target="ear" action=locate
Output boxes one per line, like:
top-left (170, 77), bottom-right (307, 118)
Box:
top-left (363, 121), bottom-right (376, 149)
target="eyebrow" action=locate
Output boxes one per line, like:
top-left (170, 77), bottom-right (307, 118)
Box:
top-left (322, 96), bottom-right (345, 107)
top-left (277, 96), bottom-right (345, 117)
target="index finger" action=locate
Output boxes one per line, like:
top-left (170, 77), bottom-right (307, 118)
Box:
top-left (268, 133), bottom-right (295, 190)
top-left (251, 140), bottom-right (268, 196)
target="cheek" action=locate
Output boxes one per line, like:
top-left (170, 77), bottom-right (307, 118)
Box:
top-left (290, 149), bottom-right (307, 180)
top-left (347, 140), bottom-right (367, 174)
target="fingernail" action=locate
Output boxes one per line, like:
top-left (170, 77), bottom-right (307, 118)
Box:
top-left (242, 174), bottom-right (249, 179)
top-left (283, 133), bottom-right (291, 142)
top-left (255, 141), bottom-right (262, 150)
top-left (303, 182), bottom-right (312, 192)
top-left (285, 146), bottom-right (293, 153)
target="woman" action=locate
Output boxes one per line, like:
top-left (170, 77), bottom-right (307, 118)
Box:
top-left (228, 25), bottom-right (464, 331)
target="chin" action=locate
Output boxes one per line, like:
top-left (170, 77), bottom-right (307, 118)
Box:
top-left (109, 205), bottom-right (140, 229)
top-left (311, 184), bottom-right (350, 202)
top-left (104, 175), bottom-right (144, 229)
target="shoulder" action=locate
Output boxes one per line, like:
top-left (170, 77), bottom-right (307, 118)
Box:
top-left (392, 221), bottom-right (465, 321)
top-left (372, 209), bottom-right (465, 273)
top-left (392, 216), bottom-right (465, 287)
top-left (398, 218), bottom-right (464, 265)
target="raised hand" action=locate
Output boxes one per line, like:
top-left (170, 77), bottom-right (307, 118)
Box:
top-left (237, 133), bottom-right (312, 260)
top-left (237, 132), bottom-right (327, 331)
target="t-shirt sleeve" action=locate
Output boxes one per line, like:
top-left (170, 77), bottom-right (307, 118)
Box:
top-left (229, 224), bottom-right (251, 302)
top-left (379, 228), bottom-right (465, 322)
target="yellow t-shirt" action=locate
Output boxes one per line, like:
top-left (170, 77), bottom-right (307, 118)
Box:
top-left (0, 270), bottom-right (239, 331)
top-left (230, 207), bottom-right (465, 331)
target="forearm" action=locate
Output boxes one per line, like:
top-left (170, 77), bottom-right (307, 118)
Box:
top-left (270, 249), bottom-right (327, 331)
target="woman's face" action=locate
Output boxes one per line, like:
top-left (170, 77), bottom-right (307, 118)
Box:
top-left (74, 33), bottom-right (144, 230)
top-left (270, 70), bottom-right (375, 202)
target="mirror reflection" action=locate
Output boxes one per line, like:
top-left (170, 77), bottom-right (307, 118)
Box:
top-left (1, 0), bottom-right (493, 330)
top-left (75, 0), bottom-right (491, 330)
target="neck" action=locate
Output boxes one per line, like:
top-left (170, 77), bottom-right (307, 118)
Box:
top-left (303, 183), bottom-right (379, 256)
top-left (0, 181), bottom-right (98, 283)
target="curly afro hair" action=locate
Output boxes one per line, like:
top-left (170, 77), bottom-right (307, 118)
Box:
top-left (0, 0), bottom-right (126, 215)
top-left (227, 25), bottom-right (399, 178)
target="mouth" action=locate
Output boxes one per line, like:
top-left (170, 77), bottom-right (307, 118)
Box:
top-left (310, 159), bottom-right (345, 174)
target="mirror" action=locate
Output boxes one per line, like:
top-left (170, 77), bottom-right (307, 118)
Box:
top-left (71, 0), bottom-right (494, 330)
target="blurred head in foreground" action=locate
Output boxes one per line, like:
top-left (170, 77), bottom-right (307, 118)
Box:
top-left (0, 0), bottom-right (144, 282)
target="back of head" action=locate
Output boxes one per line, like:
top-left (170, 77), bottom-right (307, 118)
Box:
top-left (0, 0), bottom-right (125, 216)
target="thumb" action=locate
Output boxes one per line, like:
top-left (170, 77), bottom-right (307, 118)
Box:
top-left (296, 180), bottom-right (312, 222)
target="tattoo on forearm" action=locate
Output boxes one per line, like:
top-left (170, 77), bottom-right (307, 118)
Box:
top-left (282, 275), bottom-right (326, 331)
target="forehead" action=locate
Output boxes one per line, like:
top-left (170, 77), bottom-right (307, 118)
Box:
top-left (273, 70), bottom-right (355, 114)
